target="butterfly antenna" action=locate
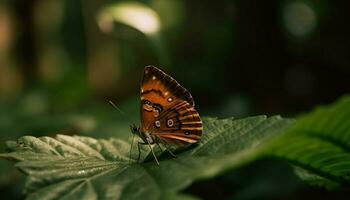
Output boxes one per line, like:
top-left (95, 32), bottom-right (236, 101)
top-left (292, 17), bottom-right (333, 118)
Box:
top-left (109, 100), bottom-right (126, 115)
top-left (109, 100), bottom-right (138, 164)
top-left (108, 100), bottom-right (135, 124)
top-left (129, 133), bottom-right (135, 163)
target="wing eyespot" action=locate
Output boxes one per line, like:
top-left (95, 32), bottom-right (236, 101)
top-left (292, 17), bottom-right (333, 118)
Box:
top-left (155, 120), bottom-right (161, 128)
top-left (166, 119), bottom-right (174, 127)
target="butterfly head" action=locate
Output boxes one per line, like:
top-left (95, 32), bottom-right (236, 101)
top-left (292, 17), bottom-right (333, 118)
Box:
top-left (130, 123), bottom-right (155, 144)
top-left (130, 124), bottom-right (140, 135)
top-left (130, 124), bottom-right (144, 141)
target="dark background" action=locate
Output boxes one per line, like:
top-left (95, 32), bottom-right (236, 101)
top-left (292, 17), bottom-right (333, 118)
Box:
top-left (0, 0), bottom-right (349, 199)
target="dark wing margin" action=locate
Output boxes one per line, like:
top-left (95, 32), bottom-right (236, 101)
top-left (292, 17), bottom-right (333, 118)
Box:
top-left (142, 65), bottom-right (195, 106)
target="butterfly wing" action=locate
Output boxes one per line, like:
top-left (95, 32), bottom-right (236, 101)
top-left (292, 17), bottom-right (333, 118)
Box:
top-left (140, 66), bottom-right (202, 145)
top-left (149, 99), bottom-right (202, 145)
top-left (140, 66), bottom-right (194, 131)
top-left (141, 65), bottom-right (194, 106)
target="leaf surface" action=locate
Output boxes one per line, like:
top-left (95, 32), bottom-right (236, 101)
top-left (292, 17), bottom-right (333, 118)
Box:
top-left (3, 96), bottom-right (350, 199)
top-left (1, 116), bottom-right (291, 199)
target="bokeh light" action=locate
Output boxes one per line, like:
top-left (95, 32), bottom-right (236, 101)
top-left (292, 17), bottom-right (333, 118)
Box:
top-left (97, 2), bottom-right (161, 35)
top-left (283, 2), bottom-right (317, 37)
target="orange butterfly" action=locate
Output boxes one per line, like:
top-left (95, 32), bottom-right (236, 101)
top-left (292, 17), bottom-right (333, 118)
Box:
top-left (131, 66), bottom-right (203, 165)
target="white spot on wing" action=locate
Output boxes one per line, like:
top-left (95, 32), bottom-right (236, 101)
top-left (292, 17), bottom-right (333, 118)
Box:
top-left (155, 120), bottom-right (161, 128)
top-left (167, 119), bottom-right (174, 127)
top-left (152, 76), bottom-right (156, 80)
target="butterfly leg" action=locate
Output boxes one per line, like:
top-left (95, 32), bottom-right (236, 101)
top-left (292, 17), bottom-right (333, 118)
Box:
top-left (137, 142), bottom-right (142, 163)
top-left (129, 133), bottom-right (135, 164)
top-left (145, 140), bottom-right (160, 166)
top-left (164, 143), bottom-right (177, 158)
top-left (137, 141), bottom-right (160, 166)
top-left (158, 138), bottom-right (177, 158)
top-left (155, 143), bottom-right (164, 154)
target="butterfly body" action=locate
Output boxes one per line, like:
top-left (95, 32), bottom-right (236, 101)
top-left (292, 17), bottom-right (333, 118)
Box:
top-left (132, 66), bottom-right (202, 165)
top-left (130, 124), bottom-right (158, 145)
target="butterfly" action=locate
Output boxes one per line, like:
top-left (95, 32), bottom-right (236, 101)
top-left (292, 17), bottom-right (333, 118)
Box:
top-left (130, 66), bottom-right (202, 165)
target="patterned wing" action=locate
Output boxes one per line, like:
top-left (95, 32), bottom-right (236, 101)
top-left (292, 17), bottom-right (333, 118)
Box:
top-left (140, 66), bottom-right (195, 132)
top-left (148, 99), bottom-right (203, 145)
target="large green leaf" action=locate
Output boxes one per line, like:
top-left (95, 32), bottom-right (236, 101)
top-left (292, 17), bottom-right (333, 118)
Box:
top-left (2, 95), bottom-right (350, 199)
top-left (0, 116), bottom-right (292, 200)
top-left (265, 95), bottom-right (350, 189)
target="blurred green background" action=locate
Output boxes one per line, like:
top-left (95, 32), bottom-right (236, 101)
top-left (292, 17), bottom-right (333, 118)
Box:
top-left (0, 0), bottom-right (349, 199)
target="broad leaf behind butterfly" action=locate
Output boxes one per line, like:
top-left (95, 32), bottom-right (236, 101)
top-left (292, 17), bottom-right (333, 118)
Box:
top-left (3, 95), bottom-right (350, 199)
top-left (1, 116), bottom-right (292, 200)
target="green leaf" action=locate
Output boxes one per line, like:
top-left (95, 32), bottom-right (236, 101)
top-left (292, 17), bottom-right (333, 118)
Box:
top-left (265, 95), bottom-right (350, 189)
top-left (293, 166), bottom-right (340, 190)
top-left (3, 95), bottom-right (350, 198)
top-left (0, 115), bottom-right (292, 200)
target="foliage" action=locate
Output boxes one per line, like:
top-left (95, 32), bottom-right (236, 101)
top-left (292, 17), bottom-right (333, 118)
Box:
top-left (0, 116), bottom-right (291, 199)
top-left (1, 95), bottom-right (350, 199)
top-left (265, 95), bottom-right (350, 189)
